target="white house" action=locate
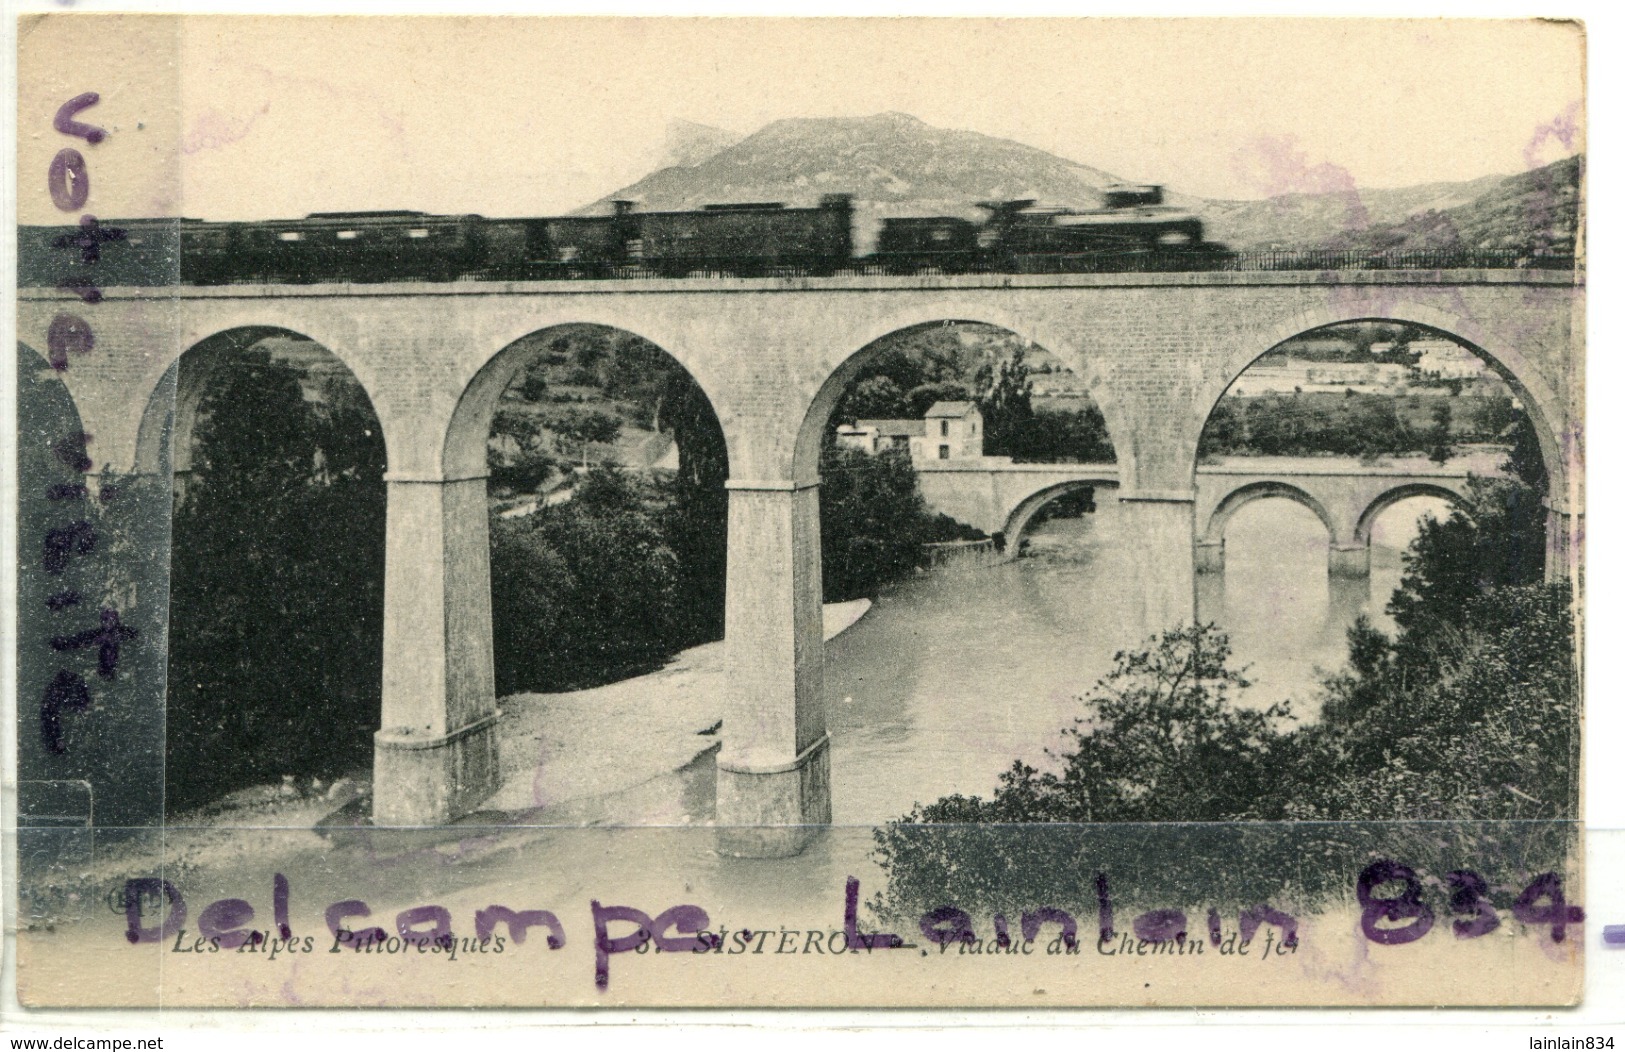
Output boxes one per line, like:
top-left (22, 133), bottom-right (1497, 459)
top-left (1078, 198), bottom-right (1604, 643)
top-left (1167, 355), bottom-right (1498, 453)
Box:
top-left (837, 419), bottom-right (925, 455)
top-left (836, 401), bottom-right (985, 463)
top-left (915, 401), bottom-right (984, 461)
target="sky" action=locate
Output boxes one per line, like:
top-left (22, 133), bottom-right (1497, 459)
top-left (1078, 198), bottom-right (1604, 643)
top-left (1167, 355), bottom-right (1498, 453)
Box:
top-left (15, 15), bottom-right (1585, 222)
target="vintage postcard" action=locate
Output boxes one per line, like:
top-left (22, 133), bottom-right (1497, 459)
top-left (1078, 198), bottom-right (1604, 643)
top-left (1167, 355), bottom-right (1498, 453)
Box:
top-left (8, 15), bottom-right (1585, 1009)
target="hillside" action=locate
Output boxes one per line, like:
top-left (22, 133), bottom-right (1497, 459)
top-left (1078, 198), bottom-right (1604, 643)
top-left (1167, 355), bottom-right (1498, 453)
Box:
top-left (1297, 155), bottom-right (1583, 256)
top-left (578, 112), bottom-right (1581, 256)
top-left (1197, 174), bottom-right (1513, 250)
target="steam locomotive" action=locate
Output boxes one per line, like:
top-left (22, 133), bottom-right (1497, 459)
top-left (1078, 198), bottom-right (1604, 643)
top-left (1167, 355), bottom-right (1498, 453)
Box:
top-left (876, 186), bottom-right (1213, 273)
top-left (18, 186), bottom-right (1229, 287)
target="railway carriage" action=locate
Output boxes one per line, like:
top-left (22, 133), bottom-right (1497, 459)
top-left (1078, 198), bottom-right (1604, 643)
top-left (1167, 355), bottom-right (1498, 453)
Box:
top-left (874, 216), bottom-right (982, 273)
top-left (634, 195), bottom-right (853, 277)
top-left (239, 211), bottom-right (487, 283)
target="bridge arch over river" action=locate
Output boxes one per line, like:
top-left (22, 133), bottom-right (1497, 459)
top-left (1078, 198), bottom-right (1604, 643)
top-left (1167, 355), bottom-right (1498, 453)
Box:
top-left (913, 457), bottom-right (1483, 578)
top-left (18, 267), bottom-right (1582, 855)
top-left (1193, 466), bottom-right (1478, 578)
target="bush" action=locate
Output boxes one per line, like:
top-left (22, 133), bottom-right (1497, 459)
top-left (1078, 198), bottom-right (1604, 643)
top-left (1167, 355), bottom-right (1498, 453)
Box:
top-left (871, 610), bottom-right (1576, 920)
top-left (819, 444), bottom-right (937, 602)
top-left (491, 466), bottom-right (682, 693)
top-left (488, 445), bottom-right (559, 496)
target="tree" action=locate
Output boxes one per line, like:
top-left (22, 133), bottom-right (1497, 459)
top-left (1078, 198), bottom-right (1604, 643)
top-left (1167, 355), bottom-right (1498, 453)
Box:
top-left (488, 408), bottom-right (560, 496)
top-left (1346, 396), bottom-right (1410, 458)
top-left (818, 443), bottom-right (934, 602)
top-left (492, 408), bottom-right (543, 451)
top-left (661, 370), bottom-right (729, 647)
top-left (490, 466), bottom-right (682, 693)
top-left (1426, 401), bottom-right (1453, 463)
top-left (1385, 475), bottom-right (1546, 649)
top-left (542, 406), bottom-right (622, 467)
top-left (869, 625), bottom-right (1305, 918)
top-left (165, 348), bottom-right (386, 812)
top-left (905, 625), bottom-right (1294, 825)
top-left (975, 345), bottom-right (1035, 458)
top-left (1506, 416), bottom-right (1549, 491)
top-left (488, 445), bottom-right (559, 496)
top-left (1477, 394), bottom-right (1520, 439)
top-left (517, 366), bottom-right (550, 403)
top-left (905, 380), bottom-right (974, 419)
top-left (1198, 399), bottom-right (1247, 456)
top-left (1018, 406), bottom-right (1116, 463)
top-left (843, 375), bottom-right (909, 422)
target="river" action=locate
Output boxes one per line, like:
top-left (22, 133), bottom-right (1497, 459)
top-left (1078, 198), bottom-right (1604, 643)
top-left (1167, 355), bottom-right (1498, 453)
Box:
top-left (478, 489), bottom-right (1445, 832)
top-left (823, 490), bottom-right (1448, 825)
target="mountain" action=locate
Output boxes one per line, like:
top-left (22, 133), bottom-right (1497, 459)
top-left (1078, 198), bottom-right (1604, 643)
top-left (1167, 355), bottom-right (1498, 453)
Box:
top-left (1199, 157), bottom-right (1580, 254)
top-left (580, 112), bottom-right (1127, 248)
top-left (579, 112), bottom-right (1581, 256)
top-left (660, 119), bottom-right (744, 170)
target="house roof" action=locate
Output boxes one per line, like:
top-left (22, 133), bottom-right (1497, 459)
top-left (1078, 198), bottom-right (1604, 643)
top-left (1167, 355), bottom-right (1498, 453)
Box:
top-left (855, 419), bottom-right (927, 437)
top-left (925, 400), bottom-right (978, 418)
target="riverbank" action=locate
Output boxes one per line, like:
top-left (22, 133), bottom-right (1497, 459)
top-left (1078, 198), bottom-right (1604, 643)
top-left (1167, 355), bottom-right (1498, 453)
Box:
top-left (119, 598), bottom-right (874, 846)
top-left (485, 598), bottom-right (871, 816)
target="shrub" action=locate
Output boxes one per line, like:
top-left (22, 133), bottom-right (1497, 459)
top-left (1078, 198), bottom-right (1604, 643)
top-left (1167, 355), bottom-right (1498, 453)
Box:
top-left (491, 466), bottom-right (682, 693)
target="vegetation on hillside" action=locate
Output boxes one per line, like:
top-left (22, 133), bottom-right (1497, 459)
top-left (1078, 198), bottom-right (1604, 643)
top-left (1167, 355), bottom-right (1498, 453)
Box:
top-left (1314, 155), bottom-right (1582, 258)
top-left (1198, 390), bottom-right (1526, 461)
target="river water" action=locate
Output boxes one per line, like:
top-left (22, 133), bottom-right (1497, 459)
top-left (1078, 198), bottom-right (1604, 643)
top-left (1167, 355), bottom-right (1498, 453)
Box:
top-left (823, 491), bottom-right (1449, 826)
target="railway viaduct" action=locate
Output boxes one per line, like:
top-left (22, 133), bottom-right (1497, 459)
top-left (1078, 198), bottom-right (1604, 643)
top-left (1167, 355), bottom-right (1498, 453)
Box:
top-left (15, 268), bottom-right (1583, 856)
top-left (914, 456), bottom-right (1491, 578)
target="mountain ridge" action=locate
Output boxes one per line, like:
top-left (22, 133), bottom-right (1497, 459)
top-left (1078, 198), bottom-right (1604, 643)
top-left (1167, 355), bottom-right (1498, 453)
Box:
top-left (578, 113), bottom-right (1579, 255)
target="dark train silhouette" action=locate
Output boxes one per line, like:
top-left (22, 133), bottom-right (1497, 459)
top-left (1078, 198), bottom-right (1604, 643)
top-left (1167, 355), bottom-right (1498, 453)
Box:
top-left (19, 185), bottom-right (1231, 287)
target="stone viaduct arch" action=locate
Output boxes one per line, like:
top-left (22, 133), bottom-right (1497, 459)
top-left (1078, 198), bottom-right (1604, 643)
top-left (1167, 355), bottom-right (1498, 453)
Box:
top-left (1002, 478), bottom-right (1120, 551)
top-left (374, 322), bottom-right (733, 826)
top-left (1352, 483), bottom-right (1470, 546)
top-left (1194, 474), bottom-right (1472, 578)
top-left (909, 464), bottom-right (1121, 542)
top-left (1196, 306), bottom-right (1571, 501)
top-left (1193, 304), bottom-right (1575, 583)
top-left (790, 312), bottom-right (1123, 487)
top-left (15, 270), bottom-right (1580, 855)
top-left (132, 325), bottom-right (393, 811)
top-left (17, 340), bottom-right (86, 457)
top-left (132, 326), bottom-right (380, 483)
top-left (1200, 480), bottom-right (1338, 553)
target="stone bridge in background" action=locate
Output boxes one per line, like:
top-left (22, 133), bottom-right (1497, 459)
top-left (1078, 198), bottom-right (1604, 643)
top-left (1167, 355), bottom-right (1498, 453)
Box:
top-left (916, 454), bottom-right (1496, 578)
top-left (17, 268), bottom-right (1582, 855)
